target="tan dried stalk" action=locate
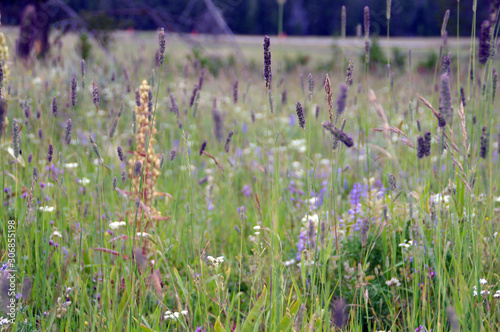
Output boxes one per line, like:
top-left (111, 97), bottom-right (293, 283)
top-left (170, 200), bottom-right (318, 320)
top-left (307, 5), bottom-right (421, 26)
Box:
top-left (457, 101), bottom-right (469, 153)
top-left (128, 80), bottom-right (162, 226)
top-left (324, 74), bottom-right (333, 122)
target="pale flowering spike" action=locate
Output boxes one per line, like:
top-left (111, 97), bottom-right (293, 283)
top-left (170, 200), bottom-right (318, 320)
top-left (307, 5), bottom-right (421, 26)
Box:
top-left (364, 6), bottom-right (370, 39)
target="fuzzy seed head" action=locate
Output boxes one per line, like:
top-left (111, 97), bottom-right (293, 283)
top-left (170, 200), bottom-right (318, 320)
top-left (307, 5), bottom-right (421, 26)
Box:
top-left (170, 93), bottom-right (179, 117)
top-left (388, 174), bottom-right (397, 190)
top-left (158, 28), bottom-right (166, 65)
top-left (12, 120), bottom-right (20, 158)
top-left (80, 59), bottom-right (86, 78)
top-left (479, 20), bottom-right (492, 65)
top-left (263, 35), bottom-right (272, 88)
top-left (480, 126), bottom-right (489, 159)
top-left (48, 143), bottom-right (53, 162)
top-left (307, 73), bottom-right (314, 100)
top-left (346, 59), bottom-right (354, 86)
top-left (117, 146), bottom-right (124, 162)
top-left (159, 153), bottom-right (165, 168)
top-left (71, 75), bottom-right (77, 106)
top-left (439, 73), bottom-right (452, 126)
top-left (322, 121), bottom-right (353, 148)
top-left (441, 10), bottom-right (450, 37)
top-left (364, 6), bottom-right (370, 39)
top-left (442, 55), bottom-right (451, 75)
top-left (134, 161), bottom-right (142, 176)
top-left (65, 119), bottom-right (72, 145)
top-left (189, 85), bottom-right (199, 108)
top-left (336, 84), bottom-right (348, 120)
top-left (233, 79), bottom-right (238, 104)
top-left (198, 69), bottom-right (205, 91)
top-left (52, 97), bottom-right (57, 117)
top-left (341, 6), bottom-right (347, 38)
top-left (199, 139), bottom-right (207, 156)
top-left (296, 102), bottom-right (305, 129)
top-left (92, 83), bottom-right (99, 107)
top-left (135, 89), bottom-right (141, 107)
top-left (225, 130), bottom-right (234, 153)
top-left (147, 88), bottom-right (153, 114)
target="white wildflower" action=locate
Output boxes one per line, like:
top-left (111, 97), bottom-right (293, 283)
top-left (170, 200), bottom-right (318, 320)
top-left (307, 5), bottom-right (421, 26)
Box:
top-left (39, 206), bottom-right (55, 212)
top-left (289, 139), bottom-right (307, 153)
top-left (64, 163), bottom-right (79, 169)
top-left (207, 255), bottom-right (224, 268)
top-left (301, 213), bottom-right (319, 227)
top-left (77, 177), bottom-right (90, 185)
top-left (399, 239), bottom-right (413, 248)
top-left (109, 221), bottom-right (126, 230)
top-left (480, 290), bottom-right (490, 296)
top-left (480, 278), bottom-right (488, 285)
top-left (164, 310), bottom-right (177, 320)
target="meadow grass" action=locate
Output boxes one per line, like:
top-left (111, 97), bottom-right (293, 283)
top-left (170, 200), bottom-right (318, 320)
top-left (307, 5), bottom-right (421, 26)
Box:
top-left (1, 3), bottom-right (500, 332)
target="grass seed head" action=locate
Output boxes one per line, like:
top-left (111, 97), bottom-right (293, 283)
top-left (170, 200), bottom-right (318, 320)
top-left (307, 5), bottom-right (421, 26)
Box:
top-left (199, 139), bottom-right (207, 156)
top-left (158, 28), bottom-right (166, 65)
top-left (439, 73), bottom-right (452, 126)
top-left (52, 97), bottom-right (57, 117)
top-left (233, 79), bottom-right (238, 104)
top-left (65, 119), bottom-right (72, 145)
top-left (364, 6), bottom-right (370, 39)
top-left (92, 83), bottom-right (99, 108)
top-left (480, 126), bottom-right (489, 159)
top-left (225, 130), bottom-right (234, 153)
top-left (71, 75), bottom-right (77, 106)
top-left (479, 20), bottom-right (492, 65)
top-left (48, 143), bottom-right (53, 162)
top-left (263, 35), bottom-right (272, 88)
top-left (117, 146), bottom-right (124, 162)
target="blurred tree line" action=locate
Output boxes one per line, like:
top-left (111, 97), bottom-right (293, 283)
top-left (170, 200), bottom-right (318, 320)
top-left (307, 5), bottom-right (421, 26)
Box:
top-left (0, 0), bottom-right (492, 37)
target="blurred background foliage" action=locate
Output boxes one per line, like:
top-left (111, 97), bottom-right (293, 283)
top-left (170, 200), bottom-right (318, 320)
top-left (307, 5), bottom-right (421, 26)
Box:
top-left (0, 0), bottom-right (492, 37)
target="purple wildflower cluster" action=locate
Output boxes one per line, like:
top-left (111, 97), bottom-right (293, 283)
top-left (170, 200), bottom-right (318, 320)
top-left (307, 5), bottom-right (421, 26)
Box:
top-left (309, 180), bottom-right (328, 211)
top-left (46, 163), bottom-right (64, 179)
top-left (241, 184), bottom-right (252, 197)
top-left (340, 180), bottom-right (385, 231)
